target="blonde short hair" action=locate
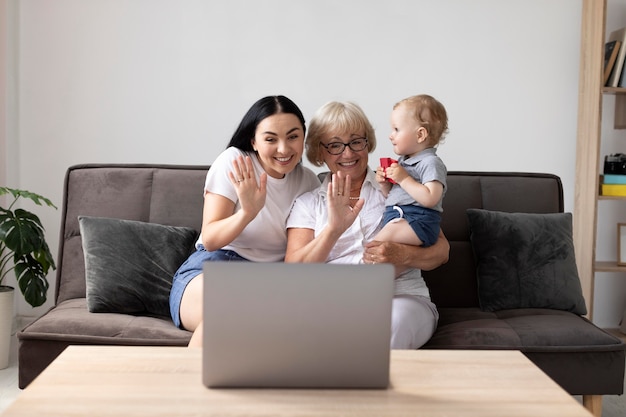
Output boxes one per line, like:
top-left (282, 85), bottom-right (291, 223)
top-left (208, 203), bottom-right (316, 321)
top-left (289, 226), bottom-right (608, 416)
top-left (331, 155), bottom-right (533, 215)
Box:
top-left (395, 94), bottom-right (449, 145)
top-left (305, 101), bottom-right (377, 167)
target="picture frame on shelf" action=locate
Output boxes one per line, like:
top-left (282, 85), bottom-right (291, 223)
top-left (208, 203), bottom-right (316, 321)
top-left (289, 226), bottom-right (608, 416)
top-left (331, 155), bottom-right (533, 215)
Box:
top-left (618, 223), bottom-right (626, 266)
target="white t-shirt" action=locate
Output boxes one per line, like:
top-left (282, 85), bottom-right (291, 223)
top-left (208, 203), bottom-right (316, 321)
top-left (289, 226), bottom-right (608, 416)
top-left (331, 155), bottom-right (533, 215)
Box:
top-left (197, 146), bottom-right (320, 262)
top-left (286, 168), bottom-right (430, 298)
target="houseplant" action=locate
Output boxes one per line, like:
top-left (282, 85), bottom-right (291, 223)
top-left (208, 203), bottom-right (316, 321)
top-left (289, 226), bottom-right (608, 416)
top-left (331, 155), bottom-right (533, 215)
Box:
top-left (0, 186), bottom-right (56, 368)
top-left (0, 186), bottom-right (57, 306)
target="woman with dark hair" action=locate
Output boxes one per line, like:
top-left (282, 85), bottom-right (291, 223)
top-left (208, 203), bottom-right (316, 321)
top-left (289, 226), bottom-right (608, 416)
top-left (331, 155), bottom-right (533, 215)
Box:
top-left (170, 95), bottom-right (320, 347)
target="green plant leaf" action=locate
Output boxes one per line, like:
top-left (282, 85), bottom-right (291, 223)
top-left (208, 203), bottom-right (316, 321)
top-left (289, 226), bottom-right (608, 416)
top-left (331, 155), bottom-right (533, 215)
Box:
top-left (0, 210), bottom-right (12, 242)
top-left (1, 209), bottom-right (46, 255)
top-left (15, 254), bottom-right (49, 307)
top-left (0, 186), bottom-right (56, 306)
top-left (0, 187), bottom-right (57, 209)
top-left (34, 242), bottom-right (56, 272)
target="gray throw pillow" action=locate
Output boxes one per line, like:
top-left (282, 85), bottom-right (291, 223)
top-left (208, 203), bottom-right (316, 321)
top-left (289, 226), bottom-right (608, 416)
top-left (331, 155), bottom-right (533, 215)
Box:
top-left (466, 209), bottom-right (587, 315)
top-left (79, 216), bottom-right (198, 317)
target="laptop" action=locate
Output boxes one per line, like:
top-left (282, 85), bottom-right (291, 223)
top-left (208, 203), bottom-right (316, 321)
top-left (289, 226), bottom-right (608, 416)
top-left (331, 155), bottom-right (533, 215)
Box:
top-left (202, 262), bottom-right (394, 389)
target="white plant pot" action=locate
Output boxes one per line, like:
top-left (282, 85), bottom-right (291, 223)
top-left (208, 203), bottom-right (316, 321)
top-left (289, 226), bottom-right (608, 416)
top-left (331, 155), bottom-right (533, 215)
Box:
top-left (0, 286), bottom-right (15, 370)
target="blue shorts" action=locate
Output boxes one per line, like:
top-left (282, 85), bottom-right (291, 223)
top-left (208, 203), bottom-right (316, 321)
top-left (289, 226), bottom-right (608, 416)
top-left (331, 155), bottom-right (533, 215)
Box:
top-left (382, 204), bottom-right (441, 247)
top-left (169, 247), bottom-right (249, 328)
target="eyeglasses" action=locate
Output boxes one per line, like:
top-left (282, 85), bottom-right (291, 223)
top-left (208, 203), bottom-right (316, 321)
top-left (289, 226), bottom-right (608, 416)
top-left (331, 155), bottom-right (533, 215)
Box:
top-left (320, 137), bottom-right (368, 155)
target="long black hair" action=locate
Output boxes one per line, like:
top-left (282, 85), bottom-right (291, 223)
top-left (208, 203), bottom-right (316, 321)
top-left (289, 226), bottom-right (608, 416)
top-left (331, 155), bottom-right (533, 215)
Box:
top-left (227, 95), bottom-right (306, 152)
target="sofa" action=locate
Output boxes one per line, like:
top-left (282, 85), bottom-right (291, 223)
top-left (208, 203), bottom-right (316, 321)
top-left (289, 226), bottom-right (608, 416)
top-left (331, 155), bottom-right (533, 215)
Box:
top-left (17, 164), bottom-right (625, 415)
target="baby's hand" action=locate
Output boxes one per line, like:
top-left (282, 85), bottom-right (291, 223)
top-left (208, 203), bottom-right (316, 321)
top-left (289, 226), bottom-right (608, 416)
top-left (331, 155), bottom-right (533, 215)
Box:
top-left (386, 163), bottom-right (409, 185)
top-left (379, 157), bottom-right (398, 184)
top-left (375, 166), bottom-right (387, 185)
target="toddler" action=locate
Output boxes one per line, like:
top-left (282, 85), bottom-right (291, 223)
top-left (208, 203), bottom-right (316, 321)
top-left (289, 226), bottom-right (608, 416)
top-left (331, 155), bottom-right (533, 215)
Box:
top-left (375, 94), bottom-right (448, 264)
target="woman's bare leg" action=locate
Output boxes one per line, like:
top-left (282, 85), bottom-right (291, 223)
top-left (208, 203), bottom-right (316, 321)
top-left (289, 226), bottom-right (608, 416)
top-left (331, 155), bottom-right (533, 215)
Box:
top-left (187, 323), bottom-right (203, 348)
top-left (180, 274), bottom-right (204, 347)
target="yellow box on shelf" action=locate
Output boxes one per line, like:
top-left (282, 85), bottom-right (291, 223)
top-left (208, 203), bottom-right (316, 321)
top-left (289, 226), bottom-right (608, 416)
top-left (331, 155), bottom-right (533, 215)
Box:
top-left (601, 183), bottom-right (626, 196)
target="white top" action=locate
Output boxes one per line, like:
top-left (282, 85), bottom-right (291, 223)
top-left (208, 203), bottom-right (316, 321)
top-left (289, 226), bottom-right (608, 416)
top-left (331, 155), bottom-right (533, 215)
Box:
top-left (197, 146), bottom-right (320, 262)
top-left (286, 168), bottom-right (430, 298)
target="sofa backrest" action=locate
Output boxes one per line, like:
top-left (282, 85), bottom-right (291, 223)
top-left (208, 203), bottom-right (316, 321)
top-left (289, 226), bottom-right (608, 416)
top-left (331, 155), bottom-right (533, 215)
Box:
top-left (54, 165), bottom-right (563, 309)
top-left (422, 171), bottom-right (563, 308)
top-left (55, 164), bottom-right (209, 304)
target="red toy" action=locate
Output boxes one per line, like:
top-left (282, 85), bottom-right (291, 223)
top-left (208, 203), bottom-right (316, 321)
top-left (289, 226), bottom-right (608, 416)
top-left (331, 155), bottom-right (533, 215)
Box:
top-left (379, 157), bottom-right (398, 184)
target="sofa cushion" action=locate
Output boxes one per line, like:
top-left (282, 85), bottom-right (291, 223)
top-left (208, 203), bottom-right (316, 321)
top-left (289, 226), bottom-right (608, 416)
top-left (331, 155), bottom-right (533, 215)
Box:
top-left (18, 298), bottom-right (192, 343)
top-left (425, 307), bottom-right (619, 350)
top-left (423, 307), bottom-right (626, 395)
top-left (78, 216), bottom-right (198, 318)
top-left (466, 209), bottom-right (586, 315)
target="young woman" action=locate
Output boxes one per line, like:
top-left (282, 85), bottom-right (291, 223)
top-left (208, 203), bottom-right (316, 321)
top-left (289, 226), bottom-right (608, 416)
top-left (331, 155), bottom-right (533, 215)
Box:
top-left (170, 96), bottom-right (320, 347)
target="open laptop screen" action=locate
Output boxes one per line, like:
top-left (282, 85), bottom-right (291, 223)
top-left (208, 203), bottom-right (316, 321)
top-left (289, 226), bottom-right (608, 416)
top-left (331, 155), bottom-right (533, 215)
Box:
top-left (202, 262), bottom-right (394, 389)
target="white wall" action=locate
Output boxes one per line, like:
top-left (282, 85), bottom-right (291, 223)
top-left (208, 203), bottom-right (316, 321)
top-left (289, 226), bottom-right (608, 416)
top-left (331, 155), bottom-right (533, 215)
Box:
top-left (1, 0), bottom-right (19, 321)
top-left (0, 0), bottom-right (7, 315)
top-left (0, 0), bottom-right (6, 192)
top-left (4, 0), bottom-right (624, 327)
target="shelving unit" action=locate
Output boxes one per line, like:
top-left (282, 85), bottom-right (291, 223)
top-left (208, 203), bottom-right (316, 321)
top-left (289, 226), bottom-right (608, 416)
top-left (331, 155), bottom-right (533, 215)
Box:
top-left (574, 0), bottom-right (626, 319)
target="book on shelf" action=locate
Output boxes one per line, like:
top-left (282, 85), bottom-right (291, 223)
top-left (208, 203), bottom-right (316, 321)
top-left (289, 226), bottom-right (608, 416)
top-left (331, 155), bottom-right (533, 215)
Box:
top-left (604, 40), bottom-right (621, 85)
top-left (619, 54), bottom-right (626, 88)
top-left (601, 183), bottom-right (626, 196)
top-left (603, 174), bottom-right (626, 184)
top-left (607, 27), bottom-right (626, 88)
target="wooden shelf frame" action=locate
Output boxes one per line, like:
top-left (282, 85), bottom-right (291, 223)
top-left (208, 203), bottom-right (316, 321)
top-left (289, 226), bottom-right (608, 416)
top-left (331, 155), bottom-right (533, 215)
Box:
top-left (575, 0), bottom-right (626, 319)
top-left (603, 87), bottom-right (626, 94)
top-left (595, 261), bottom-right (626, 272)
top-left (574, 0), bottom-right (607, 320)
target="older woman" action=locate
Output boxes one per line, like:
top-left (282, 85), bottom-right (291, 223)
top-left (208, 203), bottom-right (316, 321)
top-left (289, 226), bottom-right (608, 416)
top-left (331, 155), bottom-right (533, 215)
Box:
top-left (285, 101), bottom-right (449, 349)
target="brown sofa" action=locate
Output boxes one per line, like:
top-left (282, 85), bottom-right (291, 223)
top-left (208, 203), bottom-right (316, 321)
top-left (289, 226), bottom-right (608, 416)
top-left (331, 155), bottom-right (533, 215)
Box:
top-left (17, 164), bottom-right (624, 413)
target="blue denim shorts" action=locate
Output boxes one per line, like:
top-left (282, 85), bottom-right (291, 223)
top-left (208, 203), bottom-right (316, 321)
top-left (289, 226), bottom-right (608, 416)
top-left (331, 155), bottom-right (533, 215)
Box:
top-left (382, 204), bottom-right (441, 247)
top-left (169, 247), bottom-right (249, 328)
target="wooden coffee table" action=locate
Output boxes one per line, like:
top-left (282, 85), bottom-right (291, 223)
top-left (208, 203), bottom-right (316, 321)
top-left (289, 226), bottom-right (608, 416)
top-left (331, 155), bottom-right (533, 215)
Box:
top-left (2, 346), bottom-right (591, 417)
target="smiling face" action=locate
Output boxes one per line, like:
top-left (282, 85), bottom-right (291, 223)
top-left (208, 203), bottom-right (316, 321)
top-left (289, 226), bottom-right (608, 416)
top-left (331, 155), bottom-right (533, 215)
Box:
top-left (251, 113), bottom-right (305, 179)
top-left (319, 131), bottom-right (369, 185)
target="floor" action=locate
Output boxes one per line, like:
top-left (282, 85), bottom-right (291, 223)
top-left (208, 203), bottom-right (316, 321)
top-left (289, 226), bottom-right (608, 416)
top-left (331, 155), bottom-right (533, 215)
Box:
top-left (1, 322), bottom-right (625, 416)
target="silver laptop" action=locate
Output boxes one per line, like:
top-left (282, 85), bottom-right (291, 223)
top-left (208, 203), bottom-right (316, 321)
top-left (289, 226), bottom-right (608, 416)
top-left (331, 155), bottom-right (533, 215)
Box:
top-left (202, 262), bottom-right (394, 389)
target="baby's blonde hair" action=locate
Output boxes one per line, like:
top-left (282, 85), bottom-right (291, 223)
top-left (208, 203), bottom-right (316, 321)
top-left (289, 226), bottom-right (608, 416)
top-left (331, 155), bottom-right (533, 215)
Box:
top-left (395, 94), bottom-right (449, 145)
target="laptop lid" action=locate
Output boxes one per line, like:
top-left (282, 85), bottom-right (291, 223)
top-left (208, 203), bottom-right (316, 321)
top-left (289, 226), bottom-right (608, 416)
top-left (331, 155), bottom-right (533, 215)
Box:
top-left (202, 262), bottom-right (394, 389)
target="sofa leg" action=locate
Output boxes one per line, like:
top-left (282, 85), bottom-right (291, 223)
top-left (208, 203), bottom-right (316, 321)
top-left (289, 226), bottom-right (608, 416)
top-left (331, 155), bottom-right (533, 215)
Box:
top-left (582, 394), bottom-right (602, 417)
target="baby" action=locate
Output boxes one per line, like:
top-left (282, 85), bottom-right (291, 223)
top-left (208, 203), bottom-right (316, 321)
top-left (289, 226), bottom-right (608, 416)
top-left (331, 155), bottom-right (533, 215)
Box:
top-left (375, 94), bottom-right (448, 274)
